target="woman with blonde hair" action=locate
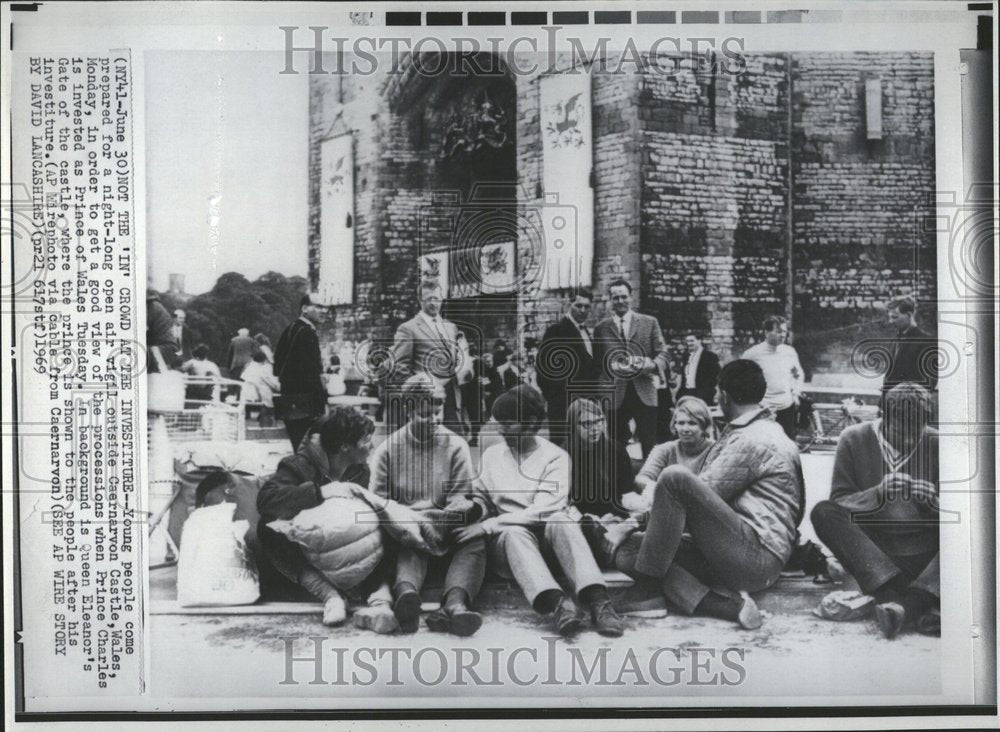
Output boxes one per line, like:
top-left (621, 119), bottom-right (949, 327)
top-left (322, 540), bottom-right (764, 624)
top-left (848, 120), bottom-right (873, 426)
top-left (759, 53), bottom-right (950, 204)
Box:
top-left (621, 396), bottom-right (715, 512)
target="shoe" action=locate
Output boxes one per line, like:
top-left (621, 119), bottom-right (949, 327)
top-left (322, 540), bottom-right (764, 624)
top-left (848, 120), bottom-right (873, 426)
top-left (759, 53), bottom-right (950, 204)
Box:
top-left (590, 599), bottom-right (625, 637)
top-left (875, 601), bottom-right (905, 639)
top-left (916, 608), bottom-right (940, 636)
top-left (737, 592), bottom-right (763, 630)
top-left (617, 581), bottom-right (668, 618)
top-left (552, 596), bottom-right (586, 637)
top-left (322, 593), bottom-right (348, 627)
top-left (353, 601), bottom-right (400, 635)
top-left (425, 605), bottom-right (483, 637)
top-left (393, 590), bottom-right (422, 634)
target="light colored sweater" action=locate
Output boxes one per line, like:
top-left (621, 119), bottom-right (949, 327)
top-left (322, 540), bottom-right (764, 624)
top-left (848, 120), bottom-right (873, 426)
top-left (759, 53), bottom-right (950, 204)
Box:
top-left (477, 437), bottom-right (578, 532)
top-left (370, 424), bottom-right (486, 514)
top-left (742, 342), bottom-right (803, 411)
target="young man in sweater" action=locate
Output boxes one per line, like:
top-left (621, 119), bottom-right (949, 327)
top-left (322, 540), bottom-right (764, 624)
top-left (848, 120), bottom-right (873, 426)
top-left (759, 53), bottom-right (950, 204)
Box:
top-left (811, 382), bottom-right (940, 638)
top-left (370, 374), bottom-right (491, 636)
top-left (454, 385), bottom-right (625, 637)
top-left (743, 316), bottom-right (804, 440)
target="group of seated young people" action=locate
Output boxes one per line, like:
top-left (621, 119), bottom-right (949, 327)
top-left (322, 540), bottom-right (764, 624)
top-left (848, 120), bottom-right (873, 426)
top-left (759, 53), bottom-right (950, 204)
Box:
top-left (254, 358), bottom-right (940, 640)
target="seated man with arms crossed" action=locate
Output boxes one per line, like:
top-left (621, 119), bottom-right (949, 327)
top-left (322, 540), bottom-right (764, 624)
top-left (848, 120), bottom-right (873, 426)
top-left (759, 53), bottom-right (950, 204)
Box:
top-left (811, 382), bottom-right (940, 638)
top-left (454, 385), bottom-right (625, 638)
top-left (595, 360), bottom-right (803, 628)
top-left (369, 374), bottom-right (491, 636)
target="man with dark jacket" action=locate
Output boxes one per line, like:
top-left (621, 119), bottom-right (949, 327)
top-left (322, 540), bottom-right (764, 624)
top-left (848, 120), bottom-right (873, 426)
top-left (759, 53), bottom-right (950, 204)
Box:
top-left (274, 294), bottom-right (331, 451)
top-left (146, 291), bottom-right (179, 373)
top-left (677, 333), bottom-right (721, 405)
top-left (226, 328), bottom-right (256, 379)
top-left (537, 290), bottom-right (600, 447)
top-left (883, 295), bottom-right (938, 393)
top-left (811, 382), bottom-right (939, 638)
top-left (593, 279), bottom-right (670, 458)
top-left (255, 408), bottom-right (395, 630)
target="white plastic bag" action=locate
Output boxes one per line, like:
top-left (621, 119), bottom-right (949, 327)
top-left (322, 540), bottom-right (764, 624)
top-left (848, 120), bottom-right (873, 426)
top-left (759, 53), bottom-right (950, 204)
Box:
top-left (177, 502), bottom-right (259, 607)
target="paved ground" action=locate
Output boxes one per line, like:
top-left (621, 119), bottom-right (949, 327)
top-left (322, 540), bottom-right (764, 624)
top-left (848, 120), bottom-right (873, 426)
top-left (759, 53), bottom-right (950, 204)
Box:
top-left (150, 606), bottom-right (939, 704)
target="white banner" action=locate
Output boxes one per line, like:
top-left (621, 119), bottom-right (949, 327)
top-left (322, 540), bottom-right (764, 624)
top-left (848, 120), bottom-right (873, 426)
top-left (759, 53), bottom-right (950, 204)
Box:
top-left (540, 71), bottom-right (594, 290)
top-left (318, 133), bottom-right (354, 304)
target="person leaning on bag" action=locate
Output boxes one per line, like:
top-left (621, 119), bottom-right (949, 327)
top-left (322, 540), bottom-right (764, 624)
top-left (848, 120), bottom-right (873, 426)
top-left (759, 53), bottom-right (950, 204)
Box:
top-left (274, 293), bottom-right (333, 451)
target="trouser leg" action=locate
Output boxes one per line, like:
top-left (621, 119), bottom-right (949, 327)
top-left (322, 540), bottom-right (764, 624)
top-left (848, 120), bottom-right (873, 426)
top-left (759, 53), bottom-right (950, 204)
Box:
top-left (284, 418), bottom-right (313, 452)
top-left (394, 547), bottom-right (429, 593)
top-left (775, 404), bottom-right (797, 440)
top-left (633, 465), bottom-right (781, 590)
top-left (489, 526), bottom-right (561, 608)
top-left (544, 512), bottom-right (606, 597)
top-left (810, 499), bottom-right (908, 595)
top-left (444, 537), bottom-right (487, 602)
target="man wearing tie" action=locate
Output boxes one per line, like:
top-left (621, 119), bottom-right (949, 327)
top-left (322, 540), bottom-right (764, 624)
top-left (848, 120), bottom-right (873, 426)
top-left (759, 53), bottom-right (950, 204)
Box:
top-left (388, 281), bottom-right (469, 438)
top-left (536, 290), bottom-right (599, 447)
top-left (678, 332), bottom-right (722, 406)
top-left (171, 309), bottom-right (195, 363)
top-left (593, 279), bottom-right (670, 458)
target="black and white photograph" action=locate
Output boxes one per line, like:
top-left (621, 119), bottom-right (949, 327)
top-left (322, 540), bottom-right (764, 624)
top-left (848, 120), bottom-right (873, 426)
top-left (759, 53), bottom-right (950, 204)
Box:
top-left (3, 1), bottom-right (996, 727)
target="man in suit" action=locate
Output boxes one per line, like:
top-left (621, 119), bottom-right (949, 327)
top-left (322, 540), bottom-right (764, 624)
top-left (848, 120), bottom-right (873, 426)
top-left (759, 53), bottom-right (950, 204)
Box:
top-left (171, 309), bottom-right (196, 363)
top-left (274, 294), bottom-right (332, 451)
top-left (678, 332), bottom-right (721, 405)
top-left (537, 290), bottom-right (599, 447)
top-left (883, 295), bottom-right (938, 394)
top-left (593, 279), bottom-right (670, 458)
top-left (387, 281), bottom-right (468, 438)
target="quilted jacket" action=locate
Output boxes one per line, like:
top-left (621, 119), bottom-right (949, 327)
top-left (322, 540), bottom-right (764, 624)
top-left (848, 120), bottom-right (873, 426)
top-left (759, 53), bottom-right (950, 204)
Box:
top-left (699, 407), bottom-right (804, 562)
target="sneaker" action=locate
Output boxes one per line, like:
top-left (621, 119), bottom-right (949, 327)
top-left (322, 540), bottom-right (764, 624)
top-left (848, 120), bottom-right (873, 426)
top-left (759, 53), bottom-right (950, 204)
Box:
top-left (353, 601), bottom-right (400, 635)
top-left (737, 592), bottom-right (763, 630)
top-left (617, 581), bottom-right (668, 618)
top-left (552, 596), bottom-right (586, 637)
top-left (875, 602), bottom-right (905, 639)
top-left (393, 590), bottom-right (422, 634)
top-left (590, 599), bottom-right (625, 637)
top-left (425, 605), bottom-right (483, 637)
top-left (322, 593), bottom-right (348, 627)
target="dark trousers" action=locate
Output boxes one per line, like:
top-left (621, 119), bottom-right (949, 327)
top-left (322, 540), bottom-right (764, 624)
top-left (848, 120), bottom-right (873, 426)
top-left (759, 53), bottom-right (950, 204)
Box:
top-left (774, 404), bottom-right (798, 440)
top-left (810, 499), bottom-right (939, 597)
top-left (284, 418), bottom-right (315, 452)
top-left (394, 538), bottom-right (487, 602)
top-left (610, 382), bottom-right (657, 458)
top-left (615, 465), bottom-right (783, 612)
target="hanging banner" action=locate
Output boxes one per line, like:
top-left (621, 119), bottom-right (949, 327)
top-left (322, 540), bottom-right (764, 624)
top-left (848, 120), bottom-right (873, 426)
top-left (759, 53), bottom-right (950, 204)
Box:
top-left (419, 251), bottom-right (450, 296)
top-left (540, 71), bottom-right (594, 289)
top-left (318, 133), bottom-right (355, 304)
top-left (479, 241), bottom-right (517, 294)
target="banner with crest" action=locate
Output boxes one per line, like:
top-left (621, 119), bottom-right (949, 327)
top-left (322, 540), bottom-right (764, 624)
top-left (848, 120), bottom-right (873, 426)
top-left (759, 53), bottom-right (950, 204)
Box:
top-left (318, 133), bottom-right (354, 304)
top-left (539, 71), bottom-right (594, 290)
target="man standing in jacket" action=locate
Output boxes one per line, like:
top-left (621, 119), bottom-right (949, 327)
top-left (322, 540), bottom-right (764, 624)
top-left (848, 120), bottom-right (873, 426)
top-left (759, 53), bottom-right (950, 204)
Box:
top-left (883, 295), bottom-right (938, 394)
top-left (227, 327), bottom-right (256, 379)
top-left (593, 279), bottom-right (670, 458)
top-left (274, 294), bottom-right (331, 451)
top-left (677, 332), bottom-right (721, 406)
top-left (537, 290), bottom-right (600, 447)
top-left (387, 282), bottom-right (468, 438)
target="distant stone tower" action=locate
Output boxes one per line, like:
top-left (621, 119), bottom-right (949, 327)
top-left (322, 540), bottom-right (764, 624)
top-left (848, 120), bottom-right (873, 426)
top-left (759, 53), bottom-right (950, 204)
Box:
top-left (168, 273), bottom-right (186, 296)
